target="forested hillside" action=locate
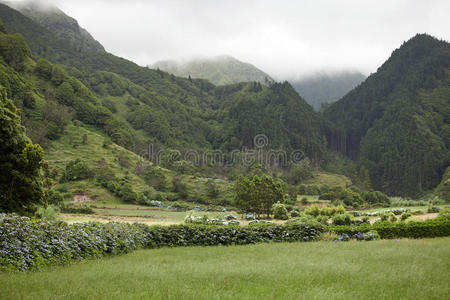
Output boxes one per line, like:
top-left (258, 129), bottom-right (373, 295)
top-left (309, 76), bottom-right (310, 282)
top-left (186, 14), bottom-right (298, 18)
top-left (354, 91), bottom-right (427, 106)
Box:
top-left (0, 3), bottom-right (326, 160)
top-left (10, 1), bottom-right (104, 52)
top-left (0, 1), bottom-right (448, 199)
top-left (325, 34), bottom-right (450, 196)
top-left (290, 72), bottom-right (366, 111)
top-left (152, 55), bottom-right (273, 86)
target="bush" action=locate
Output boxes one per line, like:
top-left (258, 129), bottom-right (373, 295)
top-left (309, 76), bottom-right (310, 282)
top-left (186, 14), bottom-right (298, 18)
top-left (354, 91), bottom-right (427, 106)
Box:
top-left (316, 215), bottom-right (329, 225)
top-left (272, 202), bottom-right (289, 220)
top-left (172, 175), bottom-right (188, 199)
top-left (400, 212), bottom-right (411, 221)
top-left (332, 231), bottom-right (379, 242)
top-left (329, 217), bottom-right (450, 239)
top-left (60, 159), bottom-right (94, 182)
top-left (47, 190), bottom-right (64, 206)
top-left (60, 206), bottom-right (94, 214)
top-left (332, 213), bottom-right (352, 225)
top-left (290, 210), bottom-right (300, 218)
top-left (35, 205), bottom-right (60, 220)
top-left (0, 214), bottom-right (324, 271)
top-left (427, 206), bottom-right (441, 213)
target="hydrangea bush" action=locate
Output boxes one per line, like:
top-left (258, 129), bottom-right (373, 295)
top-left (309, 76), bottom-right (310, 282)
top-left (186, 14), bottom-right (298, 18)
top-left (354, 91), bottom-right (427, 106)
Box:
top-left (0, 214), bottom-right (324, 271)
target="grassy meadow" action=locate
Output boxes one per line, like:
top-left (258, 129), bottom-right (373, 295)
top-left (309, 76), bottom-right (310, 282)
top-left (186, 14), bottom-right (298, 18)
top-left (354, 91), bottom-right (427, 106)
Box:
top-left (1, 238), bottom-right (449, 299)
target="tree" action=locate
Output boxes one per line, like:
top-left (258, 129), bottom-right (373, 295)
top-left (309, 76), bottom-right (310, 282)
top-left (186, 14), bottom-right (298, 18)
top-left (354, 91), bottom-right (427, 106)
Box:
top-left (206, 180), bottom-right (220, 199)
top-left (233, 174), bottom-right (284, 217)
top-left (0, 87), bottom-right (45, 214)
top-left (0, 32), bottom-right (31, 70)
top-left (172, 175), bottom-right (188, 199)
top-left (34, 59), bottom-right (53, 80)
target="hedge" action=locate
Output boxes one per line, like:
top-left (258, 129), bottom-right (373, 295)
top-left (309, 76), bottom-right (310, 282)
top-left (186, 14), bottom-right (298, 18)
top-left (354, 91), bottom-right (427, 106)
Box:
top-left (0, 214), bottom-right (324, 271)
top-left (328, 216), bottom-right (450, 239)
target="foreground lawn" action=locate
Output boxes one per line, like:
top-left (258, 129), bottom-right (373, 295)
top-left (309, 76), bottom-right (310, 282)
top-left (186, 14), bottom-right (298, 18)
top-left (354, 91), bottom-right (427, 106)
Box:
top-left (1, 239), bottom-right (449, 299)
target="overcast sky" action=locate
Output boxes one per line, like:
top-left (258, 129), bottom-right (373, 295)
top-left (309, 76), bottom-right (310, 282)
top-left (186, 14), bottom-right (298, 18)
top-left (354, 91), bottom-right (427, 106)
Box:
top-left (9, 0), bottom-right (450, 79)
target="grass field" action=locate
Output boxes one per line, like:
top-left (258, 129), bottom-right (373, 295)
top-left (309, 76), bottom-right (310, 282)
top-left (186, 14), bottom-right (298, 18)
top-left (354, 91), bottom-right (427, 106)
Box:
top-left (60, 209), bottom-right (232, 225)
top-left (1, 238), bottom-right (449, 299)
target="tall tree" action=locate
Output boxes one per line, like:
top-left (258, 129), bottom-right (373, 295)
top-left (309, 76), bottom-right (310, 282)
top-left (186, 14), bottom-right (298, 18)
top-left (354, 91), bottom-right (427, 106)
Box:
top-left (0, 87), bottom-right (45, 214)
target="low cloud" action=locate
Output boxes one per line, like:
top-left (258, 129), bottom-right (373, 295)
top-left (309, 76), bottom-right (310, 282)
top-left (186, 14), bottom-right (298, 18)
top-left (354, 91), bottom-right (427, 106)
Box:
top-left (8, 0), bottom-right (450, 79)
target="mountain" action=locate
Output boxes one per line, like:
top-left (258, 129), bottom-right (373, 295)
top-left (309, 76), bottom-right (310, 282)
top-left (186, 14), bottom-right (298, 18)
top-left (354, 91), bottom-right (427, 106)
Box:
top-left (152, 55), bottom-right (273, 85)
top-left (0, 3), bottom-right (326, 160)
top-left (325, 34), bottom-right (450, 196)
top-left (5, 1), bottom-right (104, 52)
top-left (290, 71), bottom-right (366, 111)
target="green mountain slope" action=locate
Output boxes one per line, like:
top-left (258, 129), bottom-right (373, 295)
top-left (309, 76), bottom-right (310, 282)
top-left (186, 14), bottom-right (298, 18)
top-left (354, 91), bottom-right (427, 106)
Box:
top-left (325, 34), bottom-right (450, 196)
top-left (7, 1), bottom-right (104, 52)
top-left (0, 4), bottom-right (327, 161)
top-left (152, 55), bottom-right (273, 86)
top-left (290, 71), bottom-right (366, 111)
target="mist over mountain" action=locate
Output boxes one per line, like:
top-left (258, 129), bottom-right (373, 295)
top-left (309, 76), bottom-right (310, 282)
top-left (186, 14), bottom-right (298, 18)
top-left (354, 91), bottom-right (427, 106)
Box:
top-left (4, 0), bottom-right (104, 52)
top-left (152, 55), bottom-right (273, 86)
top-left (289, 72), bottom-right (366, 111)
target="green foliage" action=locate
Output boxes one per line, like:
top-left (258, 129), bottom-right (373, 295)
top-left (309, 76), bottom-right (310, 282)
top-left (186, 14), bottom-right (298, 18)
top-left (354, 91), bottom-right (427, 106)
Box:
top-left (272, 202), bottom-right (289, 220)
top-left (304, 204), bottom-right (345, 217)
top-left (0, 32), bottom-right (30, 70)
top-left (361, 190), bottom-right (390, 206)
top-left (60, 158), bottom-right (94, 182)
top-left (330, 217), bottom-right (450, 239)
top-left (34, 58), bottom-right (53, 79)
top-left (205, 180), bottom-right (220, 199)
top-left (0, 213), bottom-right (324, 270)
top-left (331, 213), bottom-right (352, 225)
top-left (35, 205), bottom-right (60, 220)
top-left (143, 167), bottom-right (166, 191)
top-left (435, 166), bottom-right (450, 202)
top-left (234, 174), bottom-right (284, 216)
top-left (319, 186), bottom-right (363, 207)
top-left (172, 175), bottom-right (188, 199)
top-left (47, 189), bottom-right (64, 206)
top-left (326, 34), bottom-right (450, 196)
top-left (0, 88), bottom-right (44, 214)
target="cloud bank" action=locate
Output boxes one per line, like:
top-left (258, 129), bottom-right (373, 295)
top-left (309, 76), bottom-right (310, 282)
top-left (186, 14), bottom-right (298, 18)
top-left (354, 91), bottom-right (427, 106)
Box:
top-left (8, 0), bottom-right (450, 79)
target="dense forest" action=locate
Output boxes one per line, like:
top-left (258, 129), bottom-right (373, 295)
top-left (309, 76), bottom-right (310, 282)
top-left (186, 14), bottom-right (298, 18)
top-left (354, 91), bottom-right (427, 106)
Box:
top-left (325, 34), bottom-right (450, 195)
top-left (0, 2), bottom-right (449, 198)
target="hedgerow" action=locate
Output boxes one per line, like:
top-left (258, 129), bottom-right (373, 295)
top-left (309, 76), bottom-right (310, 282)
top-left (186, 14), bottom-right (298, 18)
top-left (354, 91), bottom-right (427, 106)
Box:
top-left (329, 216), bottom-right (450, 239)
top-left (0, 214), bottom-right (324, 271)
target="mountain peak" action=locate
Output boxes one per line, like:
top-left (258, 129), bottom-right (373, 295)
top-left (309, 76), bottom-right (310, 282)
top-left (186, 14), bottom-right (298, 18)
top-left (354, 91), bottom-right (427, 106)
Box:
top-left (151, 55), bottom-right (273, 86)
top-left (4, 0), bottom-right (104, 52)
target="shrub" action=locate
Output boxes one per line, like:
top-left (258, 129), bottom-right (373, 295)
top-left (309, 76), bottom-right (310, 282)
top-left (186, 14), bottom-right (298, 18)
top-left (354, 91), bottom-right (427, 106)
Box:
top-left (332, 231), bottom-right (378, 242)
top-left (427, 206), bottom-right (441, 213)
top-left (272, 202), bottom-right (289, 220)
top-left (0, 214), bottom-right (324, 271)
top-left (332, 213), bottom-right (352, 225)
top-left (316, 215), bottom-right (329, 225)
top-left (172, 175), bottom-right (188, 199)
top-left (60, 159), bottom-right (94, 182)
top-left (400, 212), bottom-right (411, 221)
top-left (35, 205), bottom-right (60, 220)
top-left (329, 217), bottom-right (450, 239)
top-left (290, 210), bottom-right (300, 218)
top-left (47, 190), bottom-right (64, 206)
top-left (143, 167), bottom-right (166, 191)
top-left (205, 180), bottom-right (220, 199)
top-left (60, 206), bottom-right (94, 214)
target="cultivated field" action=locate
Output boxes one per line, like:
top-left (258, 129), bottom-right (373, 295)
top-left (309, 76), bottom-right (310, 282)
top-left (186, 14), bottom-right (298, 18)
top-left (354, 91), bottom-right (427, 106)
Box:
top-left (1, 238), bottom-right (449, 299)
